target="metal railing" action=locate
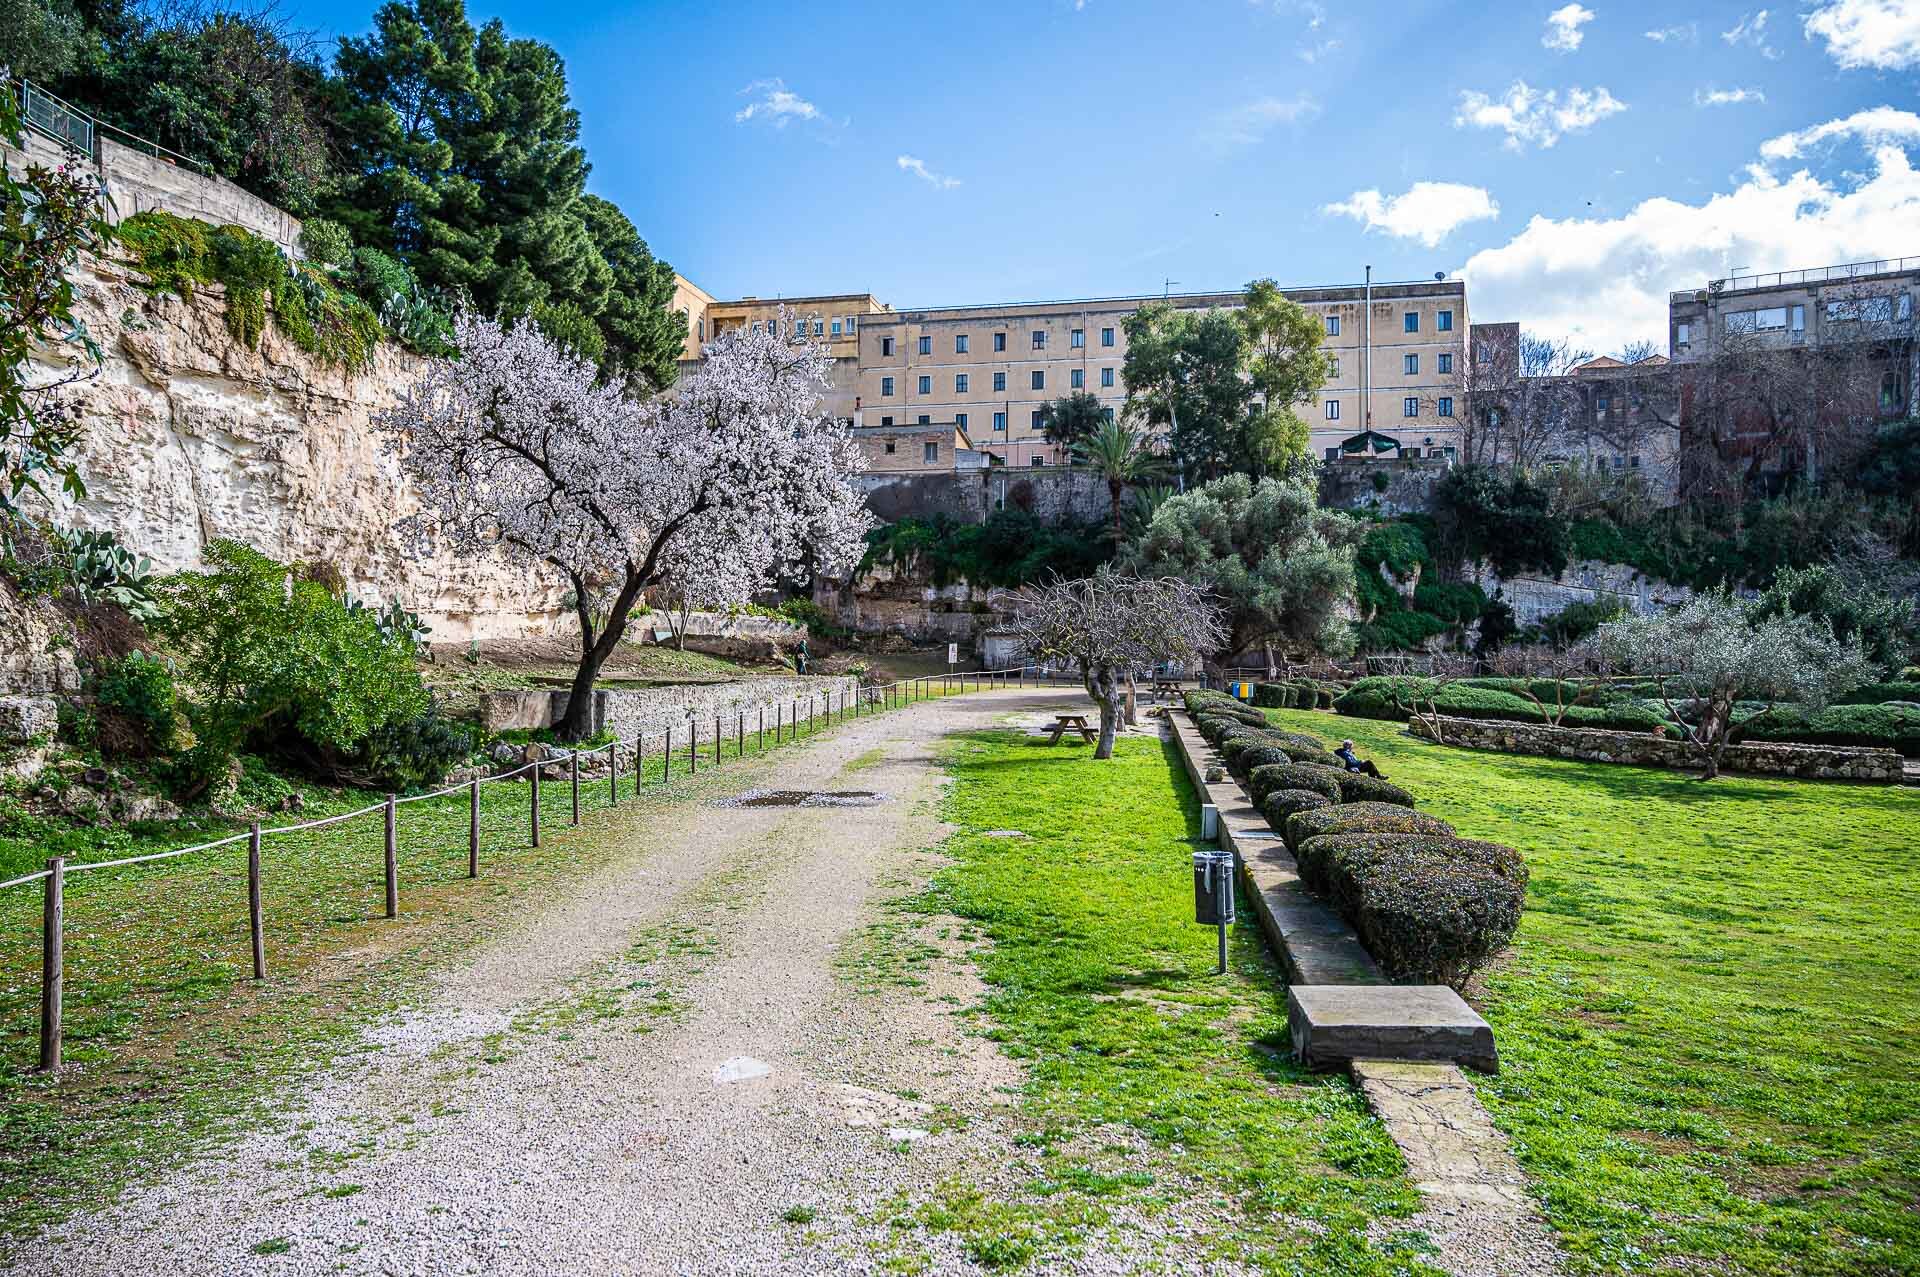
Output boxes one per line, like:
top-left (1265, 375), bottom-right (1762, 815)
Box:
top-left (4, 665), bottom-right (1088, 1073)
top-left (1672, 256), bottom-right (1920, 302)
top-left (11, 76), bottom-right (211, 176)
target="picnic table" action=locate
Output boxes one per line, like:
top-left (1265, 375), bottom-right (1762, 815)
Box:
top-left (1044, 714), bottom-right (1097, 746)
top-left (1150, 678), bottom-right (1181, 701)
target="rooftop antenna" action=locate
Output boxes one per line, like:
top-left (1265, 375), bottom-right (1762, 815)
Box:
top-left (1163, 277), bottom-right (1180, 299)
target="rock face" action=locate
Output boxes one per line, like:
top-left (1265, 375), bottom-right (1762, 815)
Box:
top-left (31, 258), bottom-right (568, 641)
top-left (0, 589), bottom-right (82, 696)
top-left (1412, 714), bottom-right (1904, 783)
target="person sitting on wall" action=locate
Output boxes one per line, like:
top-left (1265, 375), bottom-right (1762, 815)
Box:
top-left (1334, 739), bottom-right (1386, 779)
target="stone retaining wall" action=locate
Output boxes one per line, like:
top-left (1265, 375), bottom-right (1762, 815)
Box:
top-left (482, 676), bottom-right (862, 740)
top-left (1412, 714), bottom-right (1903, 783)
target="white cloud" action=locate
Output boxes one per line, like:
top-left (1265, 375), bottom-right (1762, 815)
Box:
top-left (1695, 86), bottom-right (1767, 106)
top-left (896, 155), bottom-right (960, 190)
top-left (1722, 8), bottom-right (1782, 57)
top-left (1324, 182), bottom-right (1501, 247)
top-left (1202, 95), bottom-right (1319, 151)
top-left (734, 79), bottom-right (822, 128)
top-left (1458, 129), bottom-right (1920, 353)
top-left (1804, 0), bottom-right (1920, 69)
top-left (1453, 81), bottom-right (1627, 149)
top-left (1644, 22), bottom-right (1698, 42)
top-left (1759, 105), bottom-right (1920, 158)
top-left (1543, 4), bottom-right (1595, 51)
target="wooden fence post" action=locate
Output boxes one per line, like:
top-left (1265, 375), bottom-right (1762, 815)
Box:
top-left (792, 699), bottom-right (799, 735)
top-left (609, 742), bottom-right (619, 807)
top-left (636, 733), bottom-right (646, 794)
top-left (714, 714), bottom-right (721, 765)
top-left (690, 721), bottom-right (698, 775)
top-left (469, 779), bottom-right (480, 877)
top-left (39, 857), bottom-right (64, 1073)
top-left (776, 702), bottom-right (783, 744)
top-left (248, 822), bottom-right (265, 980)
top-left (383, 795), bottom-right (398, 918)
top-left (662, 728), bottom-right (672, 783)
top-left (737, 712), bottom-right (744, 758)
top-left (758, 708), bottom-right (765, 751)
top-left (570, 751), bottom-right (581, 826)
top-left (530, 764), bottom-right (542, 848)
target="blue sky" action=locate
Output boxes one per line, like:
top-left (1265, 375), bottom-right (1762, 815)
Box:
top-left (283, 0), bottom-right (1920, 353)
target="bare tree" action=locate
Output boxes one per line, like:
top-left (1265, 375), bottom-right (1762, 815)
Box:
top-left (1462, 329), bottom-right (1594, 469)
top-left (1009, 569), bottom-right (1227, 758)
top-left (1486, 641), bottom-right (1611, 726)
top-left (1615, 339), bottom-right (1662, 365)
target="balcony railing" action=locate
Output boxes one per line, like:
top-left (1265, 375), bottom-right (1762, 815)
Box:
top-left (11, 77), bottom-right (210, 175)
top-left (1671, 257), bottom-right (1920, 303)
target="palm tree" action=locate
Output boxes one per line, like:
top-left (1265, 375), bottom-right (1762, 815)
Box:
top-left (1076, 419), bottom-right (1167, 543)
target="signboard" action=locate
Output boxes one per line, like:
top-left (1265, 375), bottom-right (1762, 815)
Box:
top-left (946, 643), bottom-right (958, 667)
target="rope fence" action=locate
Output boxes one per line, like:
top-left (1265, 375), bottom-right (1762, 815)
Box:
top-left (9, 664), bottom-right (1095, 1072)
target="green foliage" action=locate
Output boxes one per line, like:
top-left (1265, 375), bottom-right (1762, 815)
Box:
top-left (152, 540), bottom-right (432, 787)
top-left (1836, 681), bottom-right (1920, 705)
top-left (1333, 676), bottom-right (1675, 733)
top-left (1348, 519), bottom-right (1485, 652)
top-left (1531, 595), bottom-right (1626, 646)
top-left (1247, 761), bottom-right (1346, 807)
top-left (94, 651), bottom-right (182, 756)
top-left (350, 248), bottom-right (455, 358)
top-left (1036, 391), bottom-right (1108, 448)
top-left (297, 218), bottom-right (354, 272)
top-left (1433, 465), bottom-right (1569, 578)
top-left (49, 526), bottom-right (159, 619)
top-left (1325, 836), bottom-right (1525, 987)
top-left (1733, 703), bottom-right (1920, 757)
top-left (1121, 473), bottom-right (1357, 657)
top-left (1751, 563), bottom-right (1915, 675)
top-left (1285, 802), bottom-right (1457, 883)
top-left (774, 598), bottom-right (849, 641)
top-left (1334, 772), bottom-right (1415, 806)
top-left (358, 704), bottom-right (477, 792)
top-left (1261, 788), bottom-right (1333, 830)
top-left (861, 511), bottom-right (1111, 589)
top-left (532, 299), bottom-right (607, 366)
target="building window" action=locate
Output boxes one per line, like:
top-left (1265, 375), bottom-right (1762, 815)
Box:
top-left (1883, 371), bottom-right (1907, 415)
top-left (993, 371), bottom-right (1006, 392)
top-left (918, 414), bottom-right (931, 425)
top-left (1790, 305), bottom-right (1805, 332)
top-left (1437, 309), bottom-right (1453, 332)
top-left (881, 337), bottom-right (895, 356)
top-left (881, 416), bottom-right (894, 428)
top-left (924, 441), bottom-right (938, 463)
top-left (697, 319), bottom-right (705, 341)
top-left (1031, 410), bottom-right (1043, 429)
top-left (830, 318), bottom-right (842, 336)
top-left (751, 321), bottom-right (762, 334)
top-left (917, 375), bottom-right (931, 395)
top-left (1676, 322), bottom-right (1690, 346)
top-left (813, 319), bottom-right (824, 336)
top-left (1101, 327), bottom-right (1115, 347)
top-left (1031, 370), bottom-right (1045, 390)
top-left (994, 332), bottom-right (1007, 352)
top-left (994, 411), bottom-right (1007, 432)
top-left (846, 316), bottom-right (857, 334)
top-left (1102, 407), bottom-right (1115, 423)
top-left (1438, 396), bottom-right (1454, 417)
top-left (956, 334), bottom-right (969, 353)
top-left (918, 335), bottom-right (932, 355)
top-left (1101, 367), bottom-right (1114, 388)
top-left (1325, 400), bottom-right (1340, 421)
top-left (1403, 397), bottom-right (1418, 417)
top-left (1031, 456), bottom-right (1045, 467)
top-left (1404, 312), bottom-right (1419, 333)
top-left (1071, 368), bottom-right (1085, 389)
top-left (956, 412), bottom-right (968, 430)
top-left (1032, 330), bottom-right (1046, 350)
top-left (1329, 357), bottom-right (1339, 378)
top-left (1404, 353), bottom-right (1419, 375)
top-left (1596, 394), bottom-right (1610, 414)
top-left (884, 440), bottom-right (895, 454)
top-left (1070, 328), bottom-right (1085, 348)
top-left (955, 373), bottom-right (970, 393)
top-left (1437, 352), bottom-right (1452, 375)
top-left (1326, 315), bottom-right (1340, 336)
top-left (881, 376), bottom-right (895, 396)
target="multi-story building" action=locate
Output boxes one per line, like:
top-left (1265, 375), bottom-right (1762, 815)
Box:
top-left (676, 276), bottom-right (1470, 470)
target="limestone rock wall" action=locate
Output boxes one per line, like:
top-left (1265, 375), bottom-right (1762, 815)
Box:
top-left (30, 258), bottom-right (568, 641)
top-left (1472, 559), bottom-right (1714, 627)
top-left (1412, 714), bottom-right (1902, 783)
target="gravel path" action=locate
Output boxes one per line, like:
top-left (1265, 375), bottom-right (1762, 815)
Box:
top-left (2, 688), bottom-right (1183, 1276)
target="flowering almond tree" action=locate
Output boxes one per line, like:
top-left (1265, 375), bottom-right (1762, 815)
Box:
top-left (377, 311), bottom-right (871, 739)
top-left (1009, 568), bottom-right (1226, 758)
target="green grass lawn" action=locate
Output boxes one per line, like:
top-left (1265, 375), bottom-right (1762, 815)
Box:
top-left (1264, 706), bottom-right (1920, 1277)
top-left (0, 687), bottom-right (938, 1235)
top-left (920, 731), bottom-right (1442, 1275)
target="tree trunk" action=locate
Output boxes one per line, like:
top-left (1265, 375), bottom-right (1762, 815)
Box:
top-left (1109, 477), bottom-right (1125, 543)
top-left (1124, 673), bottom-right (1138, 727)
top-left (1085, 662), bottom-right (1121, 760)
top-left (557, 569), bottom-right (649, 741)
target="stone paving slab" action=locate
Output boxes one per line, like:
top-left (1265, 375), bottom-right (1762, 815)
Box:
top-left (1288, 984), bottom-right (1498, 1073)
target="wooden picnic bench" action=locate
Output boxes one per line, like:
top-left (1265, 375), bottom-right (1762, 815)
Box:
top-left (1044, 714), bottom-right (1097, 746)
top-left (1150, 679), bottom-right (1181, 701)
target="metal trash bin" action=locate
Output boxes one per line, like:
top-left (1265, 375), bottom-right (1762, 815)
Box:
top-left (1193, 850), bottom-right (1236, 926)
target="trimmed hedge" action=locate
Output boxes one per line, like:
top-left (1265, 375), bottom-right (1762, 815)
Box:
top-left (1262, 788), bottom-right (1334, 828)
top-left (1834, 681), bottom-right (1920, 706)
top-left (1732, 703), bottom-right (1920, 758)
top-left (1346, 853), bottom-right (1524, 987)
top-left (1334, 772), bottom-right (1416, 807)
top-left (1280, 743), bottom-right (1341, 769)
top-left (1234, 743), bottom-right (1300, 774)
top-left (1334, 676), bottom-right (1674, 733)
top-left (1312, 834), bottom-right (1529, 917)
top-left (1248, 761), bottom-right (1347, 807)
top-left (1285, 801), bottom-right (1456, 865)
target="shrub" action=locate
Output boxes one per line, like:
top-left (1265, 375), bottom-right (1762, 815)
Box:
top-left (1335, 772), bottom-right (1415, 807)
top-left (1248, 761), bottom-right (1346, 807)
top-left (1285, 802), bottom-right (1457, 885)
top-left (94, 651), bottom-right (183, 757)
top-left (1262, 788), bottom-right (1333, 830)
top-left (1350, 855), bottom-right (1524, 987)
top-left (1733, 703), bottom-right (1920, 758)
top-left (1233, 743), bottom-right (1296, 774)
top-left (297, 217), bottom-right (354, 271)
top-left (358, 704), bottom-right (477, 792)
top-left (1835, 681), bottom-right (1920, 706)
top-left (1280, 743), bottom-right (1340, 769)
top-left (1253, 682), bottom-right (1288, 708)
top-left (1220, 735), bottom-right (1274, 769)
top-left (1335, 675), bottom-right (1674, 733)
top-left (1315, 833), bottom-right (1528, 918)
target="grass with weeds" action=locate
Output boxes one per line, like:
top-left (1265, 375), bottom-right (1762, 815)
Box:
top-left (913, 730), bottom-right (1437, 1275)
top-left (1265, 706), bottom-right (1920, 1276)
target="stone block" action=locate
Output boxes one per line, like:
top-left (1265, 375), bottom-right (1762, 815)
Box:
top-left (1287, 984), bottom-right (1498, 1073)
top-left (0, 696), bottom-right (58, 744)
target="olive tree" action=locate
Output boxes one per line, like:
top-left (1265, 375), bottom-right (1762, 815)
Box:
top-left (1596, 593), bottom-right (1874, 779)
top-left (1008, 568), bottom-right (1226, 759)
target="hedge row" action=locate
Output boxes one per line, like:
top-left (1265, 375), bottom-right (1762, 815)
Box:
top-left (1185, 690), bottom-right (1526, 988)
top-left (1733, 703), bottom-right (1920, 758)
top-left (1253, 679), bottom-right (1338, 710)
top-left (1333, 676), bottom-right (1674, 734)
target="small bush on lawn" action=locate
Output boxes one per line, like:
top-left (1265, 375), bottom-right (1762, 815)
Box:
top-left (1263, 788), bottom-right (1333, 829)
top-left (1252, 682), bottom-right (1289, 708)
top-left (1248, 761), bottom-right (1346, 807)
top-left (1313, 833), bottom-right (1529, 917)
top-left (1234, 743), bottom-right (1297, 774)
top-left (1335, 772), bottom-right (1415, 807)
top-left (1350, 854), bottom-right (1523, 987)
top-left (1285, 802), bottom-right (1457, 879)
top-left (1220, 736), bottom-right (1274, 769)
